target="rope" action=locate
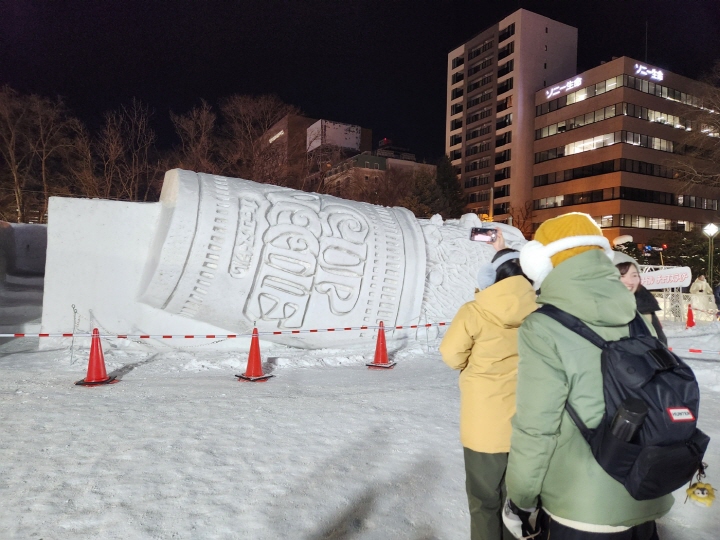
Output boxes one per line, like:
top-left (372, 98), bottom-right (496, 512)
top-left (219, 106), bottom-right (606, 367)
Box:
top-left (1, 322), bottom-right (448, 339)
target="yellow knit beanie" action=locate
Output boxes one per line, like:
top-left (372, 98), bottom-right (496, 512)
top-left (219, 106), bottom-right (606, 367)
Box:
top-left (535, 212), bottom-right (604, 267)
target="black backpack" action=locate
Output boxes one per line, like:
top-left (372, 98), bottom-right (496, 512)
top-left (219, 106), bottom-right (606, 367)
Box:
top-left (536, 304), bottom-right (710, 501)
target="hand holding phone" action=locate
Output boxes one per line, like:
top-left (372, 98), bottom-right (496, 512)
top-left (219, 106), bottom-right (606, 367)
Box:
top-left (470, 226), bottom-right (506, 251)
top-left (470, 227), bottom-right (497, 243)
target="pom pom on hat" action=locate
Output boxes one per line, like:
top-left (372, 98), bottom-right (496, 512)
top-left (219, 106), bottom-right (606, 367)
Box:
top-left (535, 212), bottom-right (604, 267)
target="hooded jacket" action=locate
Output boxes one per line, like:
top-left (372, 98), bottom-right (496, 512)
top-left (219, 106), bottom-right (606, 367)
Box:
top-left (440, 275), bottom-right (537, 453)
top-left (506, 250), bottom-right (673, 529)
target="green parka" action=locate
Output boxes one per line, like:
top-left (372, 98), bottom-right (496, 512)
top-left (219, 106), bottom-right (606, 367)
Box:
top-left (506, 250), bottom-right (674, 527)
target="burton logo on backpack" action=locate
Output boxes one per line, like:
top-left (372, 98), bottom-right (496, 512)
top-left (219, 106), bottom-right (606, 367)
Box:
top-left (537, 304), bottom-right (710, 501)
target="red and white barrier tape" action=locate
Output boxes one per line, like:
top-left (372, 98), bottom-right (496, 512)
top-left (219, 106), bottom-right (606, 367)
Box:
top-left (688, 308), bottom-right (718, 315)
top-left (5, 328), bottom-right (718, 358)
top-left (0, 322), bottom-right (447, 339)
top-left (669, 348), bottom-right (720, 355)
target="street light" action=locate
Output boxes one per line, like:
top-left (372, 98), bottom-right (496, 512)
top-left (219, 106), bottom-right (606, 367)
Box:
top-left (703, 223), bottom-right (718, 287)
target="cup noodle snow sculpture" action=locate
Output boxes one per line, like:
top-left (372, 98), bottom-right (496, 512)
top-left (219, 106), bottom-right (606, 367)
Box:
top-left (42, 169), bottom-right (527, 350)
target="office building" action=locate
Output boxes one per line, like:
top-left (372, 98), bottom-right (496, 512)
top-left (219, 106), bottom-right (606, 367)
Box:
top-left (260, 114), bottom-right (318, 179)
top-left (446, 9), bottom-right (577, 223)
top-left (532, 57), bottom-right (720, 243)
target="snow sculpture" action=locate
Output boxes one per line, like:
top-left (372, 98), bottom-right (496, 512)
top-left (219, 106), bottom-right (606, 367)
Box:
top-left (138, 170), bottom-right (527, 348)
top-left (689, 276), bottom-right (717, 314)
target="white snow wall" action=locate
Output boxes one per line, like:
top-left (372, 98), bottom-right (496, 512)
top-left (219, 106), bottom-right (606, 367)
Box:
top-left (41, 195), bottom-right (235, 348)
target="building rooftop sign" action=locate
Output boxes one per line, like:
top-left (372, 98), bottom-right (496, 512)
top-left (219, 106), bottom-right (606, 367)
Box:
top-left (545, 77), bottom-right (582, 99)
top-left (634, 63), bottom-right (664, 81)
top-left (268, 129), bottom-right (285, 144)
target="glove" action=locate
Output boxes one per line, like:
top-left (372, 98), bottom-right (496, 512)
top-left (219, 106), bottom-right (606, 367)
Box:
top-left (502, 499), bottom-right (541, 539)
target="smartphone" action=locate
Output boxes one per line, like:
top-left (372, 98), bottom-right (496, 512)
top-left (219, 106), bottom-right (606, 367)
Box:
top-left (470, 227), bottom-right (497, 243)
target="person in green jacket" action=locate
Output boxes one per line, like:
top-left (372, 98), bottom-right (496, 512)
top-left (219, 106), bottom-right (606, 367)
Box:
top-left (441, 229), bottom-right (537, 540)
top-left (503, 213), bottom-right (672, 540)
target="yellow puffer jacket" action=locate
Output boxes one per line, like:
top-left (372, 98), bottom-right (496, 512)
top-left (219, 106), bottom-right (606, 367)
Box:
top-left (440, 275), bottom-right (537, 453)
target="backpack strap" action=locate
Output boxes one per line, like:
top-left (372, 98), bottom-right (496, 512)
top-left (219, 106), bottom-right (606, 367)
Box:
top-left (534, 304), bottom-right (654, 443)
top-left (564, 402), bottom-right (593, 441)
top-left (628, 312), bottom-right (651, 338)
top-left (536, 304), bottom-right (649, 344)
top-left (534, 304), bottom-right (607, 349)
top-left (534, 304), bottom-right (655, 442)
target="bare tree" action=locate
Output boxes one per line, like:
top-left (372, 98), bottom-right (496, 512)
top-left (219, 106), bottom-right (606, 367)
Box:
top-left (27, 95), bottom-right (81, 222)
top-left (96, 109), bottom-right (125, 199)
top-left (218, 94), bottom-right (299, 181)
top-left (170, 100), bottom-right (220, 174)
top-left (507, 201), bottom-right (534, 239)
top-left (123, 99), bottom-right (158, 201)
top-left (0, 86), bottom-right (105, 221)
top-left (96, 99), bottom-right (160, 201)
top-left (0, 86), bottom-right (35, 222)
top-left (66, 123), bottom-right (102, 198)
top-left (672, 61), bottom-right (720, 188)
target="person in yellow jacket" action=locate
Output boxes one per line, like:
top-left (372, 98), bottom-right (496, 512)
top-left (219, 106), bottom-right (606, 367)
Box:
top-left (440, 229), bottom-right (537, 540)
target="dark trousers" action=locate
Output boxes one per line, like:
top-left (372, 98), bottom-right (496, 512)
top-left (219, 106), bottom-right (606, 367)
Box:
top-left (463, 447), bottom-right (514, 540)
top-left (538, 511), bottom-right (659, 540)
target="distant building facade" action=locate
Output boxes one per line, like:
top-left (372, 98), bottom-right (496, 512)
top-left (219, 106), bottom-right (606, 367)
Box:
top-left (323, 139), bottom-right (436, 194)
top-left (375, 138), bottom-right (417, 161)
top-left (448, 9), bottom-right (720, 242)
top-left (259, 114), bottom-right (318, 180)
top-left (261, 115), bottom-right (372, 183)
top-left (532, 56), bottom-right (720, 243)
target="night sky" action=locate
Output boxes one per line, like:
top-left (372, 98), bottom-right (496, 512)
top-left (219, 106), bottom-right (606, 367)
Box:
top-left (1, 0), bottom-right (719, 162)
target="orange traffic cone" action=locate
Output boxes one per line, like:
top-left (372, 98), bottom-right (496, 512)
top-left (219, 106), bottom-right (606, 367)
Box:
top-left (75, 328), bottom-right (117, 386)
top-left (236, 328), bottom-right (273, 382)
top-left (687, 305), bottom-right (696, 329)
top-left (366, 321), bottom-right (396, 369)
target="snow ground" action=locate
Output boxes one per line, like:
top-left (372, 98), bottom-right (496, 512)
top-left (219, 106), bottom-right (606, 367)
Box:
top-left (3, 212), bottom-right (713, 538)
top-left (1, 317), bottom-right (719, 538)
top-left (1, 339), bottom-right (468, 539)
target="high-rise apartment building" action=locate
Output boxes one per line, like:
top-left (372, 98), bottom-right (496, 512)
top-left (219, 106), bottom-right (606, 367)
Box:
top-left (532, 57), bottom-right (720, 243)
top-left (446, 9), bottom-right (577, 223)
